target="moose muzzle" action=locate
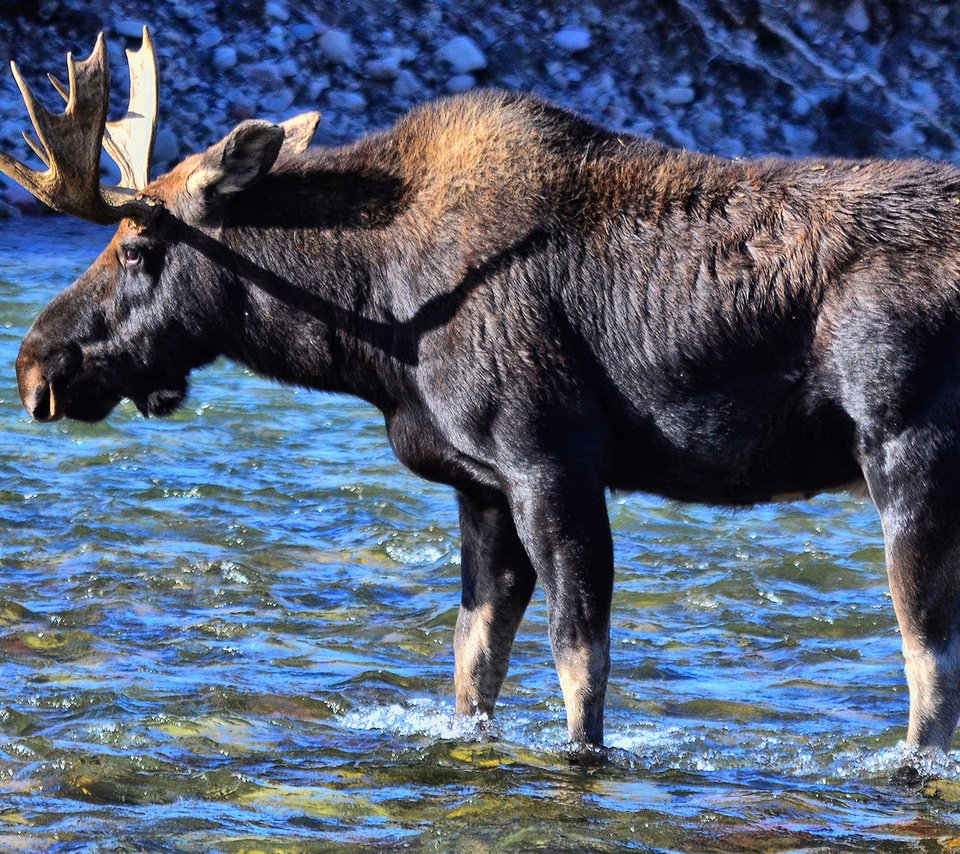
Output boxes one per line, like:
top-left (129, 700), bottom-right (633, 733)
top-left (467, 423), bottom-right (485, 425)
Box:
top-left (16, 339), bottom-right (82, 422)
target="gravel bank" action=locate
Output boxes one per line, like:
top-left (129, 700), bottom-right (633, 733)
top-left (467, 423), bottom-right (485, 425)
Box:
top-left (1, 0), bottom-right (958, 215)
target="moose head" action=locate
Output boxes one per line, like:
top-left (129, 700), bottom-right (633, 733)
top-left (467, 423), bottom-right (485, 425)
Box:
top-left (3, 31), bottom-right (320, 422)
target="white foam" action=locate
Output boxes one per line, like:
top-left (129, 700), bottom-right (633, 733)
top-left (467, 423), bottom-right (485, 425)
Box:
top-left (832, 742), bottom-right (960, 781)
top-left (338, 698), bottom-right (488, 740)
top-left (384, 543), bottom-right (448, 566)
top-left (336, 700), bottom-right (960, 781)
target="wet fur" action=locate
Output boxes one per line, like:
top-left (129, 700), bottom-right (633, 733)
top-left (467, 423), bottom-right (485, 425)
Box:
top-left (19, 90), bottom-right (960, 749)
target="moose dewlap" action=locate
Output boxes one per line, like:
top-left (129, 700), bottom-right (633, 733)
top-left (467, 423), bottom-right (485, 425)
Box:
top-left (7, 31), bottom-right (960, 761)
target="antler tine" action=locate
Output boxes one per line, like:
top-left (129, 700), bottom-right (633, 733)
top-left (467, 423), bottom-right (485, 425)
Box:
top-left (9, 57), bottom-right (62, 161)
top-left (102, 26), bottom-right (158, 190)
top-left (47, 72), bottom-right (69, 102)
top-left (0, 32), bottom-right (157, 224)
top-left (21, 130), bottom-right (49, 167)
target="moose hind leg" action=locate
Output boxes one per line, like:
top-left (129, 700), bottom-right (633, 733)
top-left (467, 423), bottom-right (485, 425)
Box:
top-left (454, 492), bottom-right (536, 718)
top-left (864, 430), bottom-right (960, 750)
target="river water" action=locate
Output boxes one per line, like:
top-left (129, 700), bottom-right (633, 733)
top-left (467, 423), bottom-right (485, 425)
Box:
top-left (1, 219), bottom-right (960, 851)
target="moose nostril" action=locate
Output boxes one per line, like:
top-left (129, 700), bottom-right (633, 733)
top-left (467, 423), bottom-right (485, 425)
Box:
top-left (29, 381), bottom-right (52, 422)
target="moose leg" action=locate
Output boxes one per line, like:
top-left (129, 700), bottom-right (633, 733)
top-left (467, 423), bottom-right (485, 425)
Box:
top-left (506, 469), bottom-right (614, 746)
top-left (883, 533), bottom-right (960, 750)
top-left (454, 491), bottom-right (536, 718)
top-left (863, 431), bottom-right (960, 751)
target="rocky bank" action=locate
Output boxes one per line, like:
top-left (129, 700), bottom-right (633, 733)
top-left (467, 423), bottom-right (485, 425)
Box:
top-left (1, 0), bottom-right (958, 215)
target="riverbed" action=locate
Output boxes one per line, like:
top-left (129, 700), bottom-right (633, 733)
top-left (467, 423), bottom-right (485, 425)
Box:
top-left (1, 218), bottom-right (958, 851)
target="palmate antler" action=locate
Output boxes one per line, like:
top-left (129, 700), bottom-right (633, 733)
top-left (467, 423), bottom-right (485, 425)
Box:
top-left (0, 29), bottom-right (159, 224)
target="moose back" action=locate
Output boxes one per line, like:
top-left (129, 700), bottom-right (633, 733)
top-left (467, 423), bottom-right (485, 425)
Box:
top-left (6, 32), bottom-right (960, 755)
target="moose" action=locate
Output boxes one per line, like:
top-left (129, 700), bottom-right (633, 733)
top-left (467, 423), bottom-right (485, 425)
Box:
top-left (5, 31), bottom-right (960, 760)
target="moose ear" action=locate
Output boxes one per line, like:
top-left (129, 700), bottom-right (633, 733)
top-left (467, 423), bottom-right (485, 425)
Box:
top-left (279, 111), bottom-right (321, 156)
top-left (186, 119), bottom-right (285, 201)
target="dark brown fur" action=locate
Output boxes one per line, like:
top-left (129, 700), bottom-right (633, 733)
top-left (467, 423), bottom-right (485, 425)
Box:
top-left (17, 90), bottom-right (960, 759)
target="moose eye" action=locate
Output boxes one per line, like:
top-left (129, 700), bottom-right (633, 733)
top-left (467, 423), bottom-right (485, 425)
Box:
top-left (121, 246), bottom-right (142, 267)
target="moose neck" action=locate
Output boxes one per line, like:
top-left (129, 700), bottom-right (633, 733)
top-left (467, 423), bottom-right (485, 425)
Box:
top-left (214, 154), bottom-right (417, 413)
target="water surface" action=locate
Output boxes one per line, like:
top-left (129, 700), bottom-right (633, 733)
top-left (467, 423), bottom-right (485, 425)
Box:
top-left (1, 219), bottom-right (959, 851)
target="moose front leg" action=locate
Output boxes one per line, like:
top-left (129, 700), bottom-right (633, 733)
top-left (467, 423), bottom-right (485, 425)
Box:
top-left (454, 492), bottom-right (537, 718)
top-left (506, 468), bottom-right (614, 747)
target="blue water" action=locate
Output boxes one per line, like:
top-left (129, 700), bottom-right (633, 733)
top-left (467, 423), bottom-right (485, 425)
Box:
top-left (1, 218), bottom-right (959, 851)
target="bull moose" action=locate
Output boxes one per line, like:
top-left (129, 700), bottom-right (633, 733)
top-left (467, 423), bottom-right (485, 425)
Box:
top-left (4, 30), bottom-right (960, 759)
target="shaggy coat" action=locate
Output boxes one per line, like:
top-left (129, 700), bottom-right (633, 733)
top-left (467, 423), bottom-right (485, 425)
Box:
top-left (17, 90), bottom-right (960, 754)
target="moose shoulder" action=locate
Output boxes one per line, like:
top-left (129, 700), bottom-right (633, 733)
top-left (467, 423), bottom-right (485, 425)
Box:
top-left (8, 33), bottom-right (960, 757)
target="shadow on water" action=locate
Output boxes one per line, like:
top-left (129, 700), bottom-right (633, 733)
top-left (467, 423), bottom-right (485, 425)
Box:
top-left (1, 219), bottom-right (960, 850)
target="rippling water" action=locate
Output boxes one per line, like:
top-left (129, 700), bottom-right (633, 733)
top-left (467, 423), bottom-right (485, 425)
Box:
top-left (2, 219), bottom-right (960, 851)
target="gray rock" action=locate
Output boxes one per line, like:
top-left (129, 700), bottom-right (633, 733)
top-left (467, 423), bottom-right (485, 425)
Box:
top-left (226, 96), bottom-right (257, 121)
top-left (236, 42), bottom-right (259, 63)
top-left (625, 117), bottom-right (655, 137)
top-left (266, 26), bottom-right (287, 53)
top-left (250, 62), bottom-right (282, 87)
top-left (260, 87), bottom-right (295, 114)
top-left (791, 93), bottom-right (814, 117)
top-left (844, 0), bottom-right (871, 34)
top-left (320, 29), bottom-right (356, 66)
top-left (366, 49), bottom-right (404, 81)
top-left (291, 23), bottom-right (315, 41)
top-left (741, 111), bottom-right (767, 143)
top-left (781, 123), bottom-right (817, 154)
top-left (446, 74), bottom-right (475, 94)
top-left (197, 27), bottom-right (222, 50)
top-left (606, 104), bottom-right (629, 129)
top-left (392, 69), bottom-right (422, 99)
top-left (890, 123), bottom-right (924, 149)
top-left (265, 0), bottom-right (289, 22)
top-left (554, 27), bottom-right (591, 53)
top-left (212, 46), bottom-right (237, 71)
top-left (582, 5), bottom-right (602, 25)
top-left (437, 36), bottom-right (486, 74)
top-left (305, 75), bottom-right (331, 102)
top-left (660, 120), bottom-right (696, 151)
top-left (694, 109), bottom-right (723, 137)
top-left (277, 57), bottom-right (299, 79)
top-left (113, 19), bottom-right (147, 40)
top-left (414, 22), bottom-right (435, 42)
top-left (153, 126), bottom-right (179, 164)
top-left (911, 79), bottom-right (940, 113)
top-left (328, 90), bottom-right (367, 114)
top-left (719, 138), bottom-right (745, 158)
top-left (662, 85), bottom-right (695, 106)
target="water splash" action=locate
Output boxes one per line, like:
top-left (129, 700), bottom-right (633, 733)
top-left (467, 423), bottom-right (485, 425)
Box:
top-left (338, 697), bottom-right (487, 740)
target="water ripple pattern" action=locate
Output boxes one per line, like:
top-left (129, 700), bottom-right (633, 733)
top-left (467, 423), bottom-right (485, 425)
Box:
top-left (0, 220), bottom-right (958, 850)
